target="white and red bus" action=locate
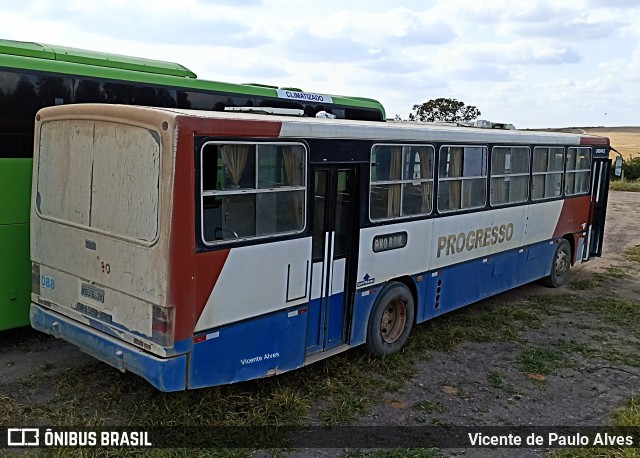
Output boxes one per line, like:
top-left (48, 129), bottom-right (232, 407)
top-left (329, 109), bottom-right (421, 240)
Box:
top-left (30, 104), bottom-right (611, 391)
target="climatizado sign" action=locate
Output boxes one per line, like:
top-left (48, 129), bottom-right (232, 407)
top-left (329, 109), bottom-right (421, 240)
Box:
top-left (276, 90), bottom-right (333, 104)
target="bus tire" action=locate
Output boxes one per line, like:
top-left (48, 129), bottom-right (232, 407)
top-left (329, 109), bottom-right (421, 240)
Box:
top-left (541, 239), bottom-right (571, 288)
top-left (366, 282), bottom-right (414, 357)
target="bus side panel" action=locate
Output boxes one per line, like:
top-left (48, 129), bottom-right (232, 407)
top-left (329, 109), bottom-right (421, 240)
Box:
top-left (516, 241), bottom-right (558, 283)
top-left (0, 158), bottom-right (32, 329)
top-left (188, 307), bottom-right (307, 389)
top-left (350, 286), bottom-right (378, 346)
top-left (194, 238), bottom-right (312, 331)
top-left (418, 240), bottom-right (558, 322)
top-left (430, 206), bottom-right (529, 271)
top-left (356, 219), bottom-right (432, 293)
top-left (0, 223), bottom-right (31, 330)
top-left (553, 195), bottom-right (590, 239)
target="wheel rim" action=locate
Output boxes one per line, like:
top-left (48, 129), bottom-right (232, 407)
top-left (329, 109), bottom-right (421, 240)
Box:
top-left (380, 298), bottom-right (407, 344)
top-left (554, 248), bottom-right (570, 278)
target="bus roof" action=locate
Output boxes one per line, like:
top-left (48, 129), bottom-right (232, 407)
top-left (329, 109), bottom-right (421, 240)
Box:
top-left (36, 104), bottom-right (609, 146)
top-left (0, 39), bottom-right (385, 117)
top-left (0, 39), bottom-right (196, 78)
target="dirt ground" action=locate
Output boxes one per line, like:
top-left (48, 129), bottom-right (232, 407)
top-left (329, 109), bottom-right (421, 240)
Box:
top-left (0, 191), bottom-right (638, 457)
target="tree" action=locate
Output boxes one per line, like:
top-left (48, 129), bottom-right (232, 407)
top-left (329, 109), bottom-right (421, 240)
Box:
top-left (407, 98), bottom-right (481, 123)
top-left (621, 155), bottom-right (640, 181)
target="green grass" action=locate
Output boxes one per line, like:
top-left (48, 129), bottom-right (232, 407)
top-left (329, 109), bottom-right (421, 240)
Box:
top-left (569, 266), bottom-right (629, 290)
top-left (526, 294), bottom-right (640, 331)
top-left (552, 396), bottom-right (640, 458)
top-left (610, 180), bottom-right (640, 192)
top-left (487, 370), bottom-right (505, 389)
top-left (613, 395), bottom-right (640, 427)
top-left (415, 400), bottom-right (446, 414)
top-left (623, 245), bottom-right (640, 263)
top-left (603, 266), bottom-right (629, 279)
top-left (520, 345), bottom-right (573, 375)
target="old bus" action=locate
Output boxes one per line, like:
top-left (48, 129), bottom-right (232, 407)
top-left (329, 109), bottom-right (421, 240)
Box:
top-left (30, 104), bottom-right (610, 391)
top-left (0, 39), bottom-right (384, 332)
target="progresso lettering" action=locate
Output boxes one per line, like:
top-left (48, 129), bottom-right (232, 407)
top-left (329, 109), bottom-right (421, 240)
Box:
top-left (437, 223), bottom-right (514, 258)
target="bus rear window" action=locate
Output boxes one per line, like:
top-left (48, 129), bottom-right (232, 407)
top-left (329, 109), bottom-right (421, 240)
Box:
top-left (36, 120), bottom-right (160, 243)
top-left (200, 142), bottom-right (306, 244)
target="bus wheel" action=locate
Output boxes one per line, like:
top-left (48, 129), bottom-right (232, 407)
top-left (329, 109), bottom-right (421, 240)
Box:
top-left (366, 282), bottom-right (414, 357)
top-left (541, 239), bottom-right (571, 288)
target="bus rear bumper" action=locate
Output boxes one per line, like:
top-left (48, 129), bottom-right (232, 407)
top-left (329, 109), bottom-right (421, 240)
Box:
top-left (30, 303), bottom-right (187, 392)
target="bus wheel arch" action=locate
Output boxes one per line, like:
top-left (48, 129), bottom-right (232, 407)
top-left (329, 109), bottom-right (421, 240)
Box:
top-left (562, 233), bottom-right (575, 265)
top-left (365, 280), bottom-right (415, 357)
top-left (541, 238), bottom-right (572, 288)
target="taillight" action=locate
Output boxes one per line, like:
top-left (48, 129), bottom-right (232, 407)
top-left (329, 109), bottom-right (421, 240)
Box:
top-left (152, 305), bottom-right (174, 347)
top-left (32, 263), bottom-right (41, 296)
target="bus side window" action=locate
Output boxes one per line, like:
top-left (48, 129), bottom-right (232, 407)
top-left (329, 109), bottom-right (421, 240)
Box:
top-left (532, 147), bottom-right (564, 200)
top-left (369, 144), bottom-right (434, 221)
top-left (438, 146), bottom-right (487, 213)
top-left (565, 147), bottom-right (591, 195)
top-left (490, 146), bottom-right (530, 206)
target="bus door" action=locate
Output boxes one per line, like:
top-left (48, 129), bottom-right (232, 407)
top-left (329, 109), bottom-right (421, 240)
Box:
top-left (585, 158), bottom-right (611, 259)
top-left (306, 165), bottom-right (358, 355)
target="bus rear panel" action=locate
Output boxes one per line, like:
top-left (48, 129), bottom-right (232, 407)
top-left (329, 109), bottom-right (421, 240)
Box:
top-left (30, 107), bottom-right (188, 391)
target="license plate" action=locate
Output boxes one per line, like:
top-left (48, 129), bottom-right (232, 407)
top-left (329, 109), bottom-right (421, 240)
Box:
top-left (81, 283), bottom-right (105, 303)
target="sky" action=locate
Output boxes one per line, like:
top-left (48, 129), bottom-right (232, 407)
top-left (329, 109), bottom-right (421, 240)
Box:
top-left (1, 0), bottom-right (639, 128)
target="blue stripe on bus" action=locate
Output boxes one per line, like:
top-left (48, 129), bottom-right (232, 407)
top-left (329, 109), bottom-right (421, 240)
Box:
top-left (188, 306), bottom-right (307, 389)
top-left (30, 304), bottom-right (188, 392)
top-left (351, 238), bottom-right (558, 340)
top-left (418, 239), bottom-right (556, 322)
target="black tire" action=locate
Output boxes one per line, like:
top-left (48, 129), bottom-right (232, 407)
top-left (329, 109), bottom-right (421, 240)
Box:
top-left (541, 239), bottom-right (571, 288)
top-left (365, 282), bottom-right (415, 357)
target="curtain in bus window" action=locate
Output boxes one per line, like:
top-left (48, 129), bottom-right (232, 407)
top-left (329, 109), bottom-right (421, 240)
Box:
top-left (448, 147), bottom-right (463, 210)
top-left (532, 148), bottom-right (546, 200)
top-left (221, 144), bottom-right (248, 188)
top-left (510, 176), bottom-right (529, 202)
top-left (509, 148), bottom-right (529, 203)
top-left (387, 146), bottom-right (402, 217)
top-left (419, 148), bottom-right (433, 213)
top-left (548, 148), bottom-right (564, 197)
top-left (462, 147), bottom-right (487, 209)
top-left (283, 146), bottom-right (303, 226)
top-left (491, 148), bottom-right (507, 205)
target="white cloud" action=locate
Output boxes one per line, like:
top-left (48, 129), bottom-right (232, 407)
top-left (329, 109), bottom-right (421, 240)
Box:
top-left (0, 0), bottom-right (639, 127)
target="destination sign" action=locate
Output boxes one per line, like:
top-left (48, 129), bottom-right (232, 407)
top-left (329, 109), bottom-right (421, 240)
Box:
top-left (373, 232), bottom-right (408, 253)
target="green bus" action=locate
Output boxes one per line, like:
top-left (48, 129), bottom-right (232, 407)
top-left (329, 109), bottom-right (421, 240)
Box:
top-left (0, 39), bottom-right (385, 331)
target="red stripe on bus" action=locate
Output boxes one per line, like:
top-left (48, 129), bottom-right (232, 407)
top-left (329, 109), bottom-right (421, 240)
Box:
top-left (580, 136), bottom-right (609, 146)
top-left (168, 125), bottom-right (234, 341)
top-left (178, 116), bottom-right (282, 138)
top-left (192, 249), bottom-right (230, 329)
top-left (168, 127), bottom-right (197, 342)
top-left (553, 195), bottom-right (591, 261)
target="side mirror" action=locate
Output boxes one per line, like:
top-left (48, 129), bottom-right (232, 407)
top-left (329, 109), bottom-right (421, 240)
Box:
top-left (614, 156), bottom-right (623, 177)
